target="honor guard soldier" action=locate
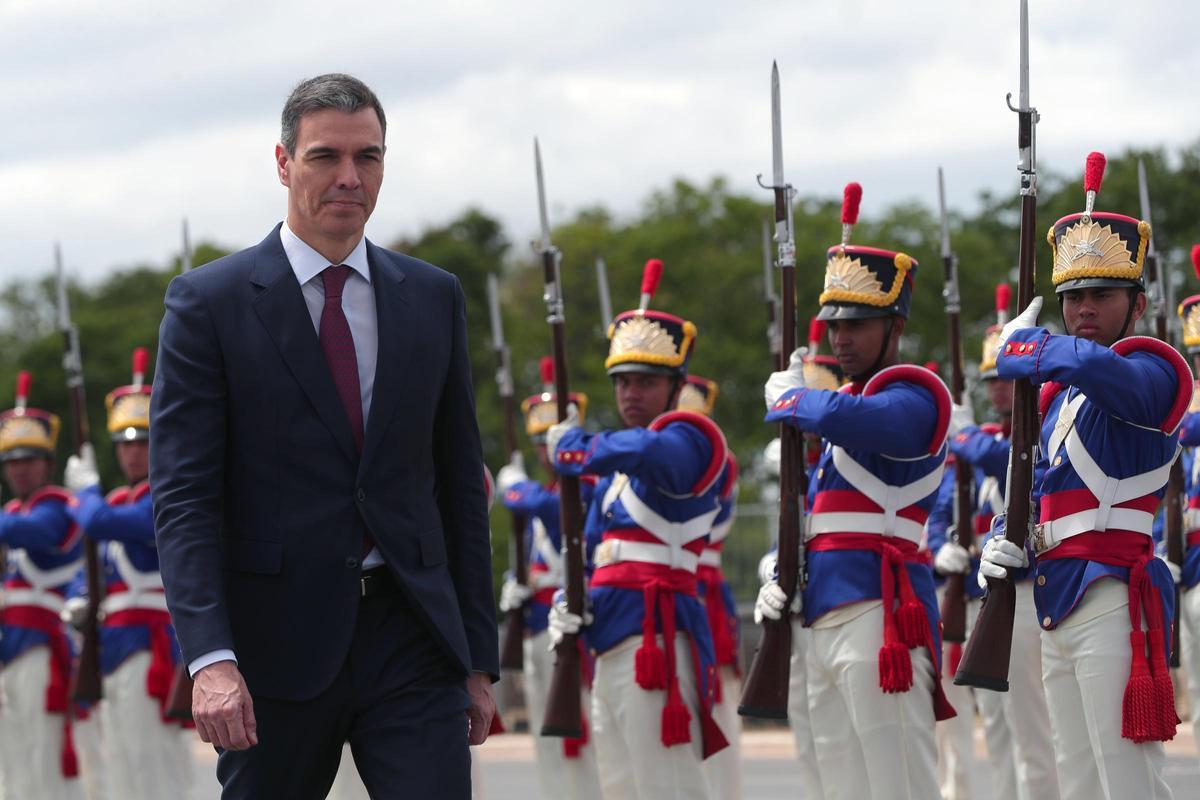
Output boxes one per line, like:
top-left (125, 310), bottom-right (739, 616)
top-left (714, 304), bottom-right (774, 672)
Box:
top-left (61, 349), bottom-right (194, 800)
top-left (758, 184), bottom-right (954, 800)
top-left (677, 374), bottom-right (742, 800)
top-left (1175, 264), bottom-right (1200, 755)
top-left (545, 259), bottom-right (728, 799)
top-left (935, 285), bottom-right (1060, 800)
top-left (0, 372), bottom-right (85, 800)
top-left (494, 357), bottom-right (602, 800)
top-left (980, 154), bottom-right (1188, 800)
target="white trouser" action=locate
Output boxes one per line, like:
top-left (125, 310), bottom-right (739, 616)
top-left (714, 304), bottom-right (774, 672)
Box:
top-left (787, 617), bottom-right (824, 797)
top-left (100, 651), bottom-right (194, 800)
top-left (806, 603), bottom-right (940, 800)
top-left (703, 664), bottom-right (742, 800)
top-left (1041, 584), bottom-right (1173, 799)
top-left (73, 710), bottom-right (109, 800)
top-left (0, 647), bottom-right (84, 800)
top-left (591, 634), bottom-right (710, 800)
top-left (936, 587), bottom-right (976, 800)
top-left (523, 629), bottom-right (602, 800)
top-left (1182, 584), bottom-right (1200, 754)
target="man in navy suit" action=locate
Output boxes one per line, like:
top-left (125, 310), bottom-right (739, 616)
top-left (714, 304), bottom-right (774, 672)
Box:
top-left (150, 73), bottom-right (498, 799)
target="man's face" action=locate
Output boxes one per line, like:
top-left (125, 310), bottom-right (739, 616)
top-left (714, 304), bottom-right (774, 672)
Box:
top-left (275, 108), bottom-right (384, 247)
top-left (614, 372), bottom-right (675, 429)
top-left (827, 316), bottom-right (893, 379)
top-left (1060, 286), bottom-right (1145, 346)
top-left (984, 378), bottom-right (1014, 417)
top-left (115, 439), bottom-right (149, 484)
top-left (3, 456), bottom-right (51, 500)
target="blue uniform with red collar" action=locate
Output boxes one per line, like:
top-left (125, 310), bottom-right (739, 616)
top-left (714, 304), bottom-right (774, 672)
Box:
top-left (0, 487), bottom-right (81, 670)
top-left (501, 479), bottom-right (569, 636)
top-left (68, 482), bottom-right (184, 705)
top-left (765, 364), bottom-right (954, 718)
top-left (697, 456), bottom-right (739, 676)
top-left (925, 466), bottom-right (985, 598)
top-left (554, 411), bottom-right (728, 756)
top-left (996, 331), bottom-right (1188, 638)
top-left (1179, 407), bottom-right (1200, 589)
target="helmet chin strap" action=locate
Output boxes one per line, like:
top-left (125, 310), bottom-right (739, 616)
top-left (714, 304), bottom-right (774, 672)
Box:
top-left (1057, 288), bottom-right (1140, 344)
top-left (849, 318), bottom-right (894, 384)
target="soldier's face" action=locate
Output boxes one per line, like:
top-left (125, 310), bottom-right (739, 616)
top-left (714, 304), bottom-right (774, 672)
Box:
top-left (1060, 287), bottom-right (1146, 345)
top-left (276, 108), bottom-right (384, 250)
top-left (115, 440), bottom-right (149, 484)
top-left (3, 456), bottom-right (51, 499)
top-left (985, 378), bottom-right (1013, 417)
top-left (827, 316), bottom-right (900, 379)
top-left (614, 373), bottom-right (674, 429)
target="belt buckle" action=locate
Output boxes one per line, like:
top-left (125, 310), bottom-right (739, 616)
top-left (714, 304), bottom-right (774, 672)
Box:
top-left (1032, 523), bottom-right (1047, 554)
top-left (594, 539), bottom-right (615, 568)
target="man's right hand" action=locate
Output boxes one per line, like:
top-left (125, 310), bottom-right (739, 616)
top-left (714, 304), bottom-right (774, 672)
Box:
top-left (193, 660), bottom-right (258, 750)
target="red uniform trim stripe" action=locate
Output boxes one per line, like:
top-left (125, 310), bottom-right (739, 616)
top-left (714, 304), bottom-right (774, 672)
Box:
top-left (648, 410), bottom-right (728, 496)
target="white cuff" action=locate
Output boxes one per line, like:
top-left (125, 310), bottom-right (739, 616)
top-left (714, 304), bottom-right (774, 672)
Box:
top-left (188, 649), bottom-right (237, 678)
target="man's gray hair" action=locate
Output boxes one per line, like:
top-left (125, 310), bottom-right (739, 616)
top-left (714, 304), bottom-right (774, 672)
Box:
top-left (280, 73), bottom-right (387, 155)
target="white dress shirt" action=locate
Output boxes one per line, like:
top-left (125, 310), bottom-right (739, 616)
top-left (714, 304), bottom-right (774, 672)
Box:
top-left (188, 221), bottom-right (384, 677)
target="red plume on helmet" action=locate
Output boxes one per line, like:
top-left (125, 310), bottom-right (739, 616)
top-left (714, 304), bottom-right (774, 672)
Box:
top-left (539, 356), bottom-right (554, 391)
top-left (1191, 244), bottom-right (1200, 282)
top-left (638, 259), bottom-right (664, 311)
top-left (995, 284), bottom-right (1011, 326)
top-left (15, 371), bottom-right (31, 411)
top-left (807, 318), bottom-right (826, 353)
top-left (841, 182), bottom-right (863, 249)
top-left (1083, 151), bottom-right (1106, 219)
top-left (132, 347), bottom-right (150, 390)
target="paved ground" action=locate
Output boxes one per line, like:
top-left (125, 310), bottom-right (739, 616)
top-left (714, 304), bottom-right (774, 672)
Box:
top-left (189, 725), bottom-right (1200, 798)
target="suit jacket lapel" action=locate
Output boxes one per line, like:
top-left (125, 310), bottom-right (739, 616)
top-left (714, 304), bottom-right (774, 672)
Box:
top-left (250, 226), bottom-right (359, 466)
top-left (359, 244), bottom-right (411, 476)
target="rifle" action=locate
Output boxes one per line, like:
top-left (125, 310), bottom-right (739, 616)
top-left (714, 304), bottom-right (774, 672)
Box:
top-left (1140, 162), bottom-right (1185, 668)
top-left (489, 273), bottom-right (530, 672)
top-left (936, 168), bottom-right (973, 645)
top-left (532, 140), bottom-right (586, 739)
top-left (595, 257), bottom-right (614, 333)
top-left (739, 62), bottom-right (802, 719)
top-left (956, 0), bottom-right (1040, 691)
top-left (763, 219), bottom-right (781, 361)
top-left (166, 225), bottom-right (197, 720)
top-left (57, 245), bottom-right (104, 704)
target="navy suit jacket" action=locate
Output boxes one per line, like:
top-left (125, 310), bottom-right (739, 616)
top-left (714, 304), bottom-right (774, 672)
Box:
top-left (150, 224), bottom-right (498, 701)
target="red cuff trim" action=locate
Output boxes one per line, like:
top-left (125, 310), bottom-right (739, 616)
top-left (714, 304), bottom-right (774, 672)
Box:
top-left (556, 450), bottom-right (587, 464)
top-left (718, 453), bottom-right (739, 501)
top-left (1112, 336), bottom-right (1195, 434)
top-left (771, 388), bottom-right (805, 413)
top-left (648, 410), bottom-right (729, 496)
top-left (861, 364), bottom-right (952, 455)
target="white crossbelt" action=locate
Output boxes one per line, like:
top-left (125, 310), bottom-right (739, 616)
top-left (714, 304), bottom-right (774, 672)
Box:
top-left (593, 538), bottom-right (700, 572)
top-left (15, 550), bottom-right (81, 590)
top-left (101, 591), bottom-right (169, 615)
top-left (1186, 507), bottom-right (1200, 533)
top-left (618, 482), bottom-right (720, 547)
top-left (529, 518), bottom-right (563, 589)
top-left (805, 446), bottom-right (944, 545)
top-left (2, 587), bottom-right (66, 614)
top-left (699, 549), bottom-right (722, 568)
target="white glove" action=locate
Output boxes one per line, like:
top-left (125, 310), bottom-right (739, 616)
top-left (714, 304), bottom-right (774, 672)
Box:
top-left (978, 528), bottom-right (1029, 588)
top-left (761, 438), bottom-right (782, 480)
top-left (1158, 554), bottom-right (1183, 586)
top-left (764, 347), bottom-right (807, 410)
top-left (754, 581), bottom-right (792, 624)
top-left (498, 576), bottom-right (533, 612)
top-left (995, 296), bottom-right (1044, 358)
top-left (545, 403), bottom-right (580, 463)
top-left (547, 595), bottom-right (592, 648)
top-left (934, 540), bottom-right (970, 576)
top-left (949, 402), bottom-right (975, 437)
top-left (60, 596), bottom-right (89, 631)
top-left (495, 450), bottom-right (528, 496)
top-left (65, 443), bottom-right (100, 492)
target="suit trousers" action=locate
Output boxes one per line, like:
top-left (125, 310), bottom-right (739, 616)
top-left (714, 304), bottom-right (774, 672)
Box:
top-left (590, 634), bottom-right (710, 800)
top-left (787, 617), bottom-right (824, 798)
top-left (522, 629), bottom-right (602, 800)
top-left (0, 647), bottom-right (82, 800)
top-left (1041, 580), bottom-right (1172, 800)
top-left (1181, 585), bottom-right (1200, 753)
top-left (806, 602), bottom-right (940, 800)
top-left (216, 588), bottom-right (470, 800)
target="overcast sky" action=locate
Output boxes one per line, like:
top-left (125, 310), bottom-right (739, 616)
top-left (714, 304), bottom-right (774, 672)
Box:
top-left (1, 0), bottom-right (1196, 282)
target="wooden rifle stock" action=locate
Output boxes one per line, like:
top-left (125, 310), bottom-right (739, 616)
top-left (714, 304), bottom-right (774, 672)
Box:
top-left (498, 390), bottom-right (530, 672)
top-left (739, 188), bottom-right (802, 719)
top-left (956, 192), bottom-right (1038, 692)
top-left (164, 663), bottom-right (194, 720)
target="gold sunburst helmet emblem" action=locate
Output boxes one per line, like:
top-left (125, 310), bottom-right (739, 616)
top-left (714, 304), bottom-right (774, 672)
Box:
top-left (678, 376), bottom-right (718, 416)
top-left (1049, 214), bottom-right (1149, 288)
top-left (1179, 295), bottom-right (1200, 353)
top-left (521, 392), bottom-right (589, 438)
top-left (979, 327), bottom-right (1002, 377)
top-left (605, 311), bottom-right (697, 373)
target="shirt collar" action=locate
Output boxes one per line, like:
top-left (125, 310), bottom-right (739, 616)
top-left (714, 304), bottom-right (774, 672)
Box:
top-left (280, 221), bottom-right (371, 286)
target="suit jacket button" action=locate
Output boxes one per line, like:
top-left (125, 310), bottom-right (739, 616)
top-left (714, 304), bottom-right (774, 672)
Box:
top-left (356, 488), bottom-right (366, 502)
top-left (345, 557), bottom-right (359, 569)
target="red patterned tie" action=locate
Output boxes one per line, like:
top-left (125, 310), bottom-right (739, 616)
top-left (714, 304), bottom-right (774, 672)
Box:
top-left (319, 265), bottom-right (364, 452)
